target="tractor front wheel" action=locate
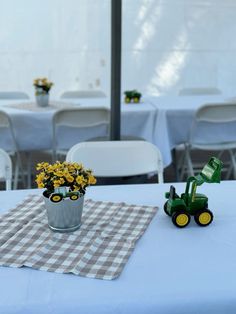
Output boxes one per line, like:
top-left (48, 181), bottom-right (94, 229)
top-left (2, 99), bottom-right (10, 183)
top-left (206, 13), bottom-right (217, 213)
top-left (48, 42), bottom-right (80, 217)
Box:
top-left (172, 210), bottom-right (191, 228)
top-left (194, 209), bottom-right (213, 227)
top-left (70, 194), bottom-right (79, 201)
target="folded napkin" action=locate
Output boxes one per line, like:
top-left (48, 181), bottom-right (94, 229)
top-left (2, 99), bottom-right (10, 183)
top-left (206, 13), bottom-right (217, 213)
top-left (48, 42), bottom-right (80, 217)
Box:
top-left (0, 195), bottom-right (157, 280)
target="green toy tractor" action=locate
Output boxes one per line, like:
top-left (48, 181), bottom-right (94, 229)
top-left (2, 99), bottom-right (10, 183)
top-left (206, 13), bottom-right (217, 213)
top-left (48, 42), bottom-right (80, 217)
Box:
top-left (50, 187), bottom-right (81, 203)
top-left (164, 157), bottom-right (223, 228)
top-left (124, 90), bottom-right (142, 103)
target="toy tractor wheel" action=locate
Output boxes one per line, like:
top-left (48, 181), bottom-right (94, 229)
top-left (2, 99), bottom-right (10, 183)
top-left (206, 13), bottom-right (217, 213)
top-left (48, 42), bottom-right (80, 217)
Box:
top-left (70, 194), bottom-right (79, 201)
top-left (164, 201), bottom-right (171, 216)
top-left (172, 210), bottom-right (191, 228)
top-left (125, 97), bottom-right (131, 103)
top-left (194, 209), bottom-right (213, 227)
top-left (50, 193), bottom-right (63, 203)
top-left (133, 97), bottom-right (139, 103)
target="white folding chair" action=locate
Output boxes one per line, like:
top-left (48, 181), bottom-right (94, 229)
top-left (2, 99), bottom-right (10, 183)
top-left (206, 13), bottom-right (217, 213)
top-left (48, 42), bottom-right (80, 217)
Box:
top-left (0, 148), bottom-right (12, 190)
top-left (178, 87), bottom-right (222, 96)
top-left (0, 91), bottom-right (30, 100)
top-left (66, 141), bottom-right (164, 183)
top-left (60, 90), bottom-right (106, 99)
top-left (52, 107), bottom-right (110, 161)
top-left (0, 111), bottom-right (24, 189)
top-left (178, 103), bottom-right (236, 179)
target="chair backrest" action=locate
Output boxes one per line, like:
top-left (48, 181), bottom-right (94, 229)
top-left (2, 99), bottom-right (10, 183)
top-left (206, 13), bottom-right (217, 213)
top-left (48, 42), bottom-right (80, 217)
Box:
top-left (195, 103), bottom-right (236, 122)
top-left (0, 91), bottom-right (30, 100)
top-left (66, 141), bottom-right (164, 183)
top-left (190, 103), bottom-right (236, 146)
top-left (0, 148), bottom-right (12, 190)
top-left (52, 107), bottom-right (110, 159)
top-left (178, 87), bottom-right (222, 96)
top-left (60, 90), bottom-right (106, 99)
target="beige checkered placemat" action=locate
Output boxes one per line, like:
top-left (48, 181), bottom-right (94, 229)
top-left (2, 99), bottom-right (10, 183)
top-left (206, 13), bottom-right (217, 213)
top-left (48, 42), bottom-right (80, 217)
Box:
top-left (5, 101), bottom-right (79, 111)
top-left (0, 195), bottom-right (158, 280)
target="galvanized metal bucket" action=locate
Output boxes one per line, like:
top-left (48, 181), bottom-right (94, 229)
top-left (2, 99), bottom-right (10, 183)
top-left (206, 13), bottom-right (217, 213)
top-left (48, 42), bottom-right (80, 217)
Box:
top-left (43, 192), bottom-right (84, 233)
top-left (36, 94), bottom-right (49, 107)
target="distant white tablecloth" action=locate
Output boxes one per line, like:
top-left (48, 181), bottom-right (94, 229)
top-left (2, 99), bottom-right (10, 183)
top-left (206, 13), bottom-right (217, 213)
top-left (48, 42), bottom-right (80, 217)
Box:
top-left (1, 181), bottom-right (236, 314)
top-left (0, 97), bottom-right (156, 152)
top-left (1, 95), bottom-right (235, 168)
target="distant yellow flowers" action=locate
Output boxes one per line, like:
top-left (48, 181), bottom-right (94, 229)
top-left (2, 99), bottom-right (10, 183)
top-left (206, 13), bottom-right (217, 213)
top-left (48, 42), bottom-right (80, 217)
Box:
top-left (36, 161), bottom-right (96, 194)
top-left (33, 77), bottom-right (53, 95)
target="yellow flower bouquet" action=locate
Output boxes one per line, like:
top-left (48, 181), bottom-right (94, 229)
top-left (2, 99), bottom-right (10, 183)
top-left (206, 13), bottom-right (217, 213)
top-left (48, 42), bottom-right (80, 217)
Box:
top-left (33, 77), bottom-right (53, 95)
top-left (36, 161), bottom-right (96, 197)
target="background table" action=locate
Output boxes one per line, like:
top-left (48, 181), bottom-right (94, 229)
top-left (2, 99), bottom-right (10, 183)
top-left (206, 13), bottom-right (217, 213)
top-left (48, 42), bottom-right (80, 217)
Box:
top-left (1, 95), bottom-right (236, 169)
top-left (0, 181), bottom-right (236, 313)
top-left (0, 97), bottom-right (157, 153)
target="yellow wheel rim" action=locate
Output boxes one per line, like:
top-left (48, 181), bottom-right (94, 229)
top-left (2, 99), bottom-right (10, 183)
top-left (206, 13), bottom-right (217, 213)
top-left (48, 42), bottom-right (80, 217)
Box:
top-left (125, 97), bottom-right (130, 103)
top-left (52, 195), bottom-right (61, 202)
top-left (71, 195), bottom-right (78, 200)
top-left (176, 213), bottom-right (189, 227)
top-left (133, 98), bottom-right (139, 103)
top-left (199, 212), bottom-right (211, 225)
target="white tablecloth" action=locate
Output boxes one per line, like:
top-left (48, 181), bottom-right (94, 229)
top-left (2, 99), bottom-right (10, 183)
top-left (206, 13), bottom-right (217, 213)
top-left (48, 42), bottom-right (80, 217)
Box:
top-left (0, 181), bottom-right (236, 313)
top-left (1, 95), bottom-right (236, 168)
top-left (0, 97), bottom-right (156, 153)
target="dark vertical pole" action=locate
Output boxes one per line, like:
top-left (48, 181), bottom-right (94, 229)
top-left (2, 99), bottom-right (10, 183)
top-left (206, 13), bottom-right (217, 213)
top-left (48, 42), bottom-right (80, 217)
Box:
top-left (110, 0), bottom-right (122, 140)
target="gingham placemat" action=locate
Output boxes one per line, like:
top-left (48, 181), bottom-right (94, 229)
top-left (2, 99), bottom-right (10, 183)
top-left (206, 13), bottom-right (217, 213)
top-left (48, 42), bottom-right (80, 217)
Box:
top-left (0, 195), bottom-right (158, 280)
top-left (6, 101), bottom-right (79, 111)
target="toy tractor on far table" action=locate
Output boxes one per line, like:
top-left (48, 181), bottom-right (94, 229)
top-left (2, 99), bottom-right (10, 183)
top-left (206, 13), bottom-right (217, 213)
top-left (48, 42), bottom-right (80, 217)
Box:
top-left (124, 90), bottom-right (142, 103)
top-left (164, 157), bottom-right (223, 228)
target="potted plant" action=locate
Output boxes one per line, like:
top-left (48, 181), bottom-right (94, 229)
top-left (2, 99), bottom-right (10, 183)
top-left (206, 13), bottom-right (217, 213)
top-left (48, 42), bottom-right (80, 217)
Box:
top-left (36, 161), bottom-right (96, 232)
top-left (33, 77), bottom-right (53, 107)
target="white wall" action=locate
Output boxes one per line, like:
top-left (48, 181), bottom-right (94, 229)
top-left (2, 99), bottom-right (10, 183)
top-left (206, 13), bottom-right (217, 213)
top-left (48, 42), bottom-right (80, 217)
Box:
top-left (0, 0), bottom-right (235, 98)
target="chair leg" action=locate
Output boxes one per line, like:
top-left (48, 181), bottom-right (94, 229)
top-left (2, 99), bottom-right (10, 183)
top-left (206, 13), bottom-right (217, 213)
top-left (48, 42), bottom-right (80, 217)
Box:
top-left (13, 152), bottom-right (26, 189)
top-left (229, 149), bottom-right (236, 179)
top-left (172, 148), bottom-right (180, 181)
top-left (13, 161), bottom-right (19, 190)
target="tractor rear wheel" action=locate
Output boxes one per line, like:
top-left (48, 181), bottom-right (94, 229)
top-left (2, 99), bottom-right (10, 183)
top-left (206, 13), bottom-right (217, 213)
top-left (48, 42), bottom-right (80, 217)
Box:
top-left (125, 97), bottom-right (131, 103)
top-left (50, 193), bottom-right (63, 203)
top-left (172, 210), bottom-right (191, 228)
top-left (70, 194), bottom-right (79, 201)
top-left (194, 209), bottom-right (213, 227)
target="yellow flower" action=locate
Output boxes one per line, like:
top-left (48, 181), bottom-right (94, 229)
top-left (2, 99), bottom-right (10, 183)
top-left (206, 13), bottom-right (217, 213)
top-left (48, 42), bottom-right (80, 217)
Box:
top-left (53, 177), bottom-right (65, 188)
top-left (76, 175), bottom-right (85, 185)
top-left (88, 175), bottom-right (97, 185)
top-left (36, 161), bottom-right (96, 192)
top-left (37, 182), bottom-right (45, 188)
top-left (65, 174), bottom-right (74, 183)
top-left (54, 170), bottom-right (64, 177)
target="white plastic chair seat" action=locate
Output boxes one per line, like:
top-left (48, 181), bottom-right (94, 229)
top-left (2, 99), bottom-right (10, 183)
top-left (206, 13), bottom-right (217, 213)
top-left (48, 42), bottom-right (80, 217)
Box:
top-left (66, 141), bottom-right (164, 183)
